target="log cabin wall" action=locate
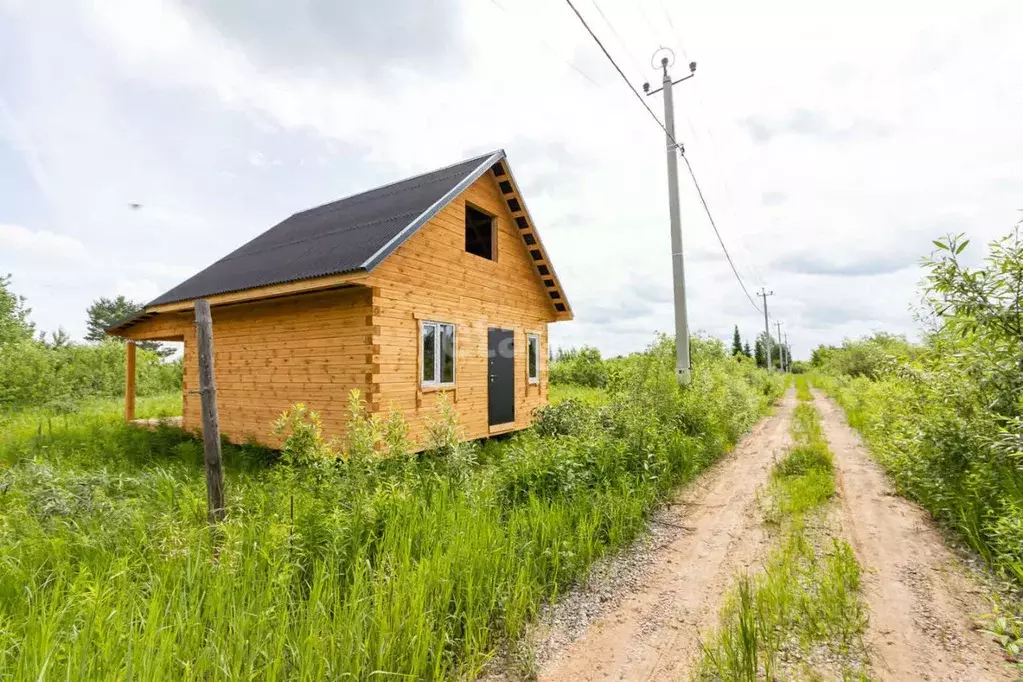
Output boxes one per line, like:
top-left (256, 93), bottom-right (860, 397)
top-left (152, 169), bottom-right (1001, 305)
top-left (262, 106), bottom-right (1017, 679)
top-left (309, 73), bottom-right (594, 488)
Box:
top-left (122, 287), bottom-right (373, 446)
top-left (366, 172), bottom-right (555, 444)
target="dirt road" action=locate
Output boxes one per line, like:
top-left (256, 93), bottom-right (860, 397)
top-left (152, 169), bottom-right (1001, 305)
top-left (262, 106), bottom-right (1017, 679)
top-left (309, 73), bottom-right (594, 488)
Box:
top-left (815, 393), bottom-right (1015, 681)
top-left (538, 393), bottom-right (796, 681)
top-left (532, 391), bottom-right (1017, 682)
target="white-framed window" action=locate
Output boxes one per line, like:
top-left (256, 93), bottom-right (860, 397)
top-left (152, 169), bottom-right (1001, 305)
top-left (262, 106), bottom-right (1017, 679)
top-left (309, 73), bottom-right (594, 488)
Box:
top-left (422, 321), bottom-right (456, 386)
top-left (527, 333), bottom-right (540, 384)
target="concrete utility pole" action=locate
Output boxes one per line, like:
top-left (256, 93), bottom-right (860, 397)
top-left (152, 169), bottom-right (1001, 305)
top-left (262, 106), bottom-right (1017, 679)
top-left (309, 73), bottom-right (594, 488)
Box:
top-left (758, 288), bottom-right (774, 372)
top-left (644, 56), bottom-right (696, 385)
top-left (775, 321), bottom-right (785, 373)
top-left (783, 332), bottom-right (791, 372)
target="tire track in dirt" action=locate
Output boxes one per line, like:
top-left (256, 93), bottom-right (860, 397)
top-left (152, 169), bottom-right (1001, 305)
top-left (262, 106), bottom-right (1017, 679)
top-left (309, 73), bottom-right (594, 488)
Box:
top-left (538, 392), bottom-right (796, 681)
top-left (816, 392), bottom-right (1016, 682)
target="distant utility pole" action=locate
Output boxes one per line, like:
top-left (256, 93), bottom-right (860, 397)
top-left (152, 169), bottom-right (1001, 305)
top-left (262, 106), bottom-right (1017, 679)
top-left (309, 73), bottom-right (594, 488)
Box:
top-left (758, 288), bottom-right (774, 372)
top-left (783, 332), bottom-right (791, 372)
top-left (775, 321), bottom-right (785, 373)
top-left (644, 54), bottom-right (696, 385)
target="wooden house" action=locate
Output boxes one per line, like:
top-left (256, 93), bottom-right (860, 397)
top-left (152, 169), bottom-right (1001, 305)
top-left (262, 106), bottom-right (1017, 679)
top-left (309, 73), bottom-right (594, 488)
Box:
top-left (108, 151), bottom-right (572, 447)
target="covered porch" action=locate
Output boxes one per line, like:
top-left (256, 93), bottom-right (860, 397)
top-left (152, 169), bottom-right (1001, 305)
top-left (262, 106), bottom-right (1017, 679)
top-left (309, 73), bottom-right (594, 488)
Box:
top-left (121, 325), bottom-right (187, 424)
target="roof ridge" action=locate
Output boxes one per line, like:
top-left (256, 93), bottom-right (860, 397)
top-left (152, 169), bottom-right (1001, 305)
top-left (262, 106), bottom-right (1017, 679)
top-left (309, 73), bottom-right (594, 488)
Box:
top-left (293, 150), bottom-right (503, 220)
top-left (295, 164), bottom-right (476, 223)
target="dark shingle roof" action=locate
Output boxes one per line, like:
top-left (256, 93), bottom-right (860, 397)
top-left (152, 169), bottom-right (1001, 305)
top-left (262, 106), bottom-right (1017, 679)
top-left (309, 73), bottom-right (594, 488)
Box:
top-left (147, 150), bottom-right (504, 307)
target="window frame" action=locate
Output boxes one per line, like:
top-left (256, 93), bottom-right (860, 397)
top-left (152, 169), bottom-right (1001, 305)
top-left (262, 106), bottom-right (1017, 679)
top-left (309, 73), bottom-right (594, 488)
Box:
top-left (421, 320), bottom-right (456, 388)
top-left (527, 332), bottom-right (540, 384)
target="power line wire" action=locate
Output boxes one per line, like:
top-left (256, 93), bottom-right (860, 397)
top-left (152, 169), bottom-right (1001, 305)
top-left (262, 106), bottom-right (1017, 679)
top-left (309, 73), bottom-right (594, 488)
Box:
top-left (680, 152), bottom-right (763, 314)
top-left (655, 0), bottom-right (690, 62)
top-left (564, 0), bottom-right (763, 316)
top-left (585, 0), bottom-right (647, 79)
top-left (563, 0), bottom-right (681, 149)
top-left (488, 0), bottom-right (602, 88)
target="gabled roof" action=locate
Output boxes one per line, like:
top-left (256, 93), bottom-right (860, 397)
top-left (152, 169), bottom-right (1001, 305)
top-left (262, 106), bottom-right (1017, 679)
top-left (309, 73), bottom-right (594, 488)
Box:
top-left (148, 151), bottom-right (505, 307)
top-left (110, 149), bottom-right (571, 333)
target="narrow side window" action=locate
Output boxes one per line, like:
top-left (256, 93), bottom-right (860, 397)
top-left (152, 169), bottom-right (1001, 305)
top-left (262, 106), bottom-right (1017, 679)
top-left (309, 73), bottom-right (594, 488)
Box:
top-left (527, 333), bottom-right (539, 383)
top-left (440, 323), bottom-right (455, 384)
top-left (422, 322), bottom-right (438, 385)
top-left (422, 320), bottom-right (456, 387)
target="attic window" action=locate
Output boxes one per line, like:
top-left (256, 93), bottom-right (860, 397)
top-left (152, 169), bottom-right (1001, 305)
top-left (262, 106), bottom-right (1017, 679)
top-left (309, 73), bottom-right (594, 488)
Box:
top-left (465, 205), bottom-right (494, 260)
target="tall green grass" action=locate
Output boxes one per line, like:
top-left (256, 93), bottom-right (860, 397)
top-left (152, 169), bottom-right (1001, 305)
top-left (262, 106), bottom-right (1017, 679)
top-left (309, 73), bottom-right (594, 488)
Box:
top-left (547, 383), bottom-right (609, 406)
top-left (0, 336), bottom-right (783, 680)
top-left (794, 374), bottom-right (812, 401)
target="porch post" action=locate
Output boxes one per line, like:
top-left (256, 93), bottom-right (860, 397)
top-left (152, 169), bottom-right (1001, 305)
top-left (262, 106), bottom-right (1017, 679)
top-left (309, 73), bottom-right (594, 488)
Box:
top-left (125, 341), bottom-right (136, 421)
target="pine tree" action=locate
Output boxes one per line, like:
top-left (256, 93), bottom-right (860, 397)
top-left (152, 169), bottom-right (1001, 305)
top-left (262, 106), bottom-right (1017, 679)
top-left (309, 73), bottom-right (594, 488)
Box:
top-left (743, 340), bottom-right (752, 358)
top-left (731, 325), bottom-right (743, 356)
top-left (754, 338), bottom-right (765, 367)
top-left (86, 296), bottom-right (172, 356)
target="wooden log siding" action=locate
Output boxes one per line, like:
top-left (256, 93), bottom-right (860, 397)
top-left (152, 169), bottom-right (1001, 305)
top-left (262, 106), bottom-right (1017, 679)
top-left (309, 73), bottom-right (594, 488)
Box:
top-left (366, 172), bottom-right (553, 444)
top-left (121, 286), bottom-right (373, 446)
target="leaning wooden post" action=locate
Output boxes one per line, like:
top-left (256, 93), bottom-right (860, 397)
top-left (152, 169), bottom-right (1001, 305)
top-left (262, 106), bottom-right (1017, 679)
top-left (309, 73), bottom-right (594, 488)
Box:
top-left (194, 299), bottom-right (226, 525)
top-left (125, 341), bottom-right (136, 422)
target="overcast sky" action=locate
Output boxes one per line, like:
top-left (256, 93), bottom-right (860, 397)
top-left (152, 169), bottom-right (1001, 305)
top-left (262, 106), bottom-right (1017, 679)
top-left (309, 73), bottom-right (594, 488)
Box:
top-left (2, 0), bottom-right (1021, 359)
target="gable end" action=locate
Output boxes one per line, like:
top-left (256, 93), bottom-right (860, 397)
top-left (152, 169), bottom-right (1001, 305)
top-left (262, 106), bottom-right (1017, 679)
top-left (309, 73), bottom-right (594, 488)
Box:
top-left (360, 151), bottom-right (506, 272)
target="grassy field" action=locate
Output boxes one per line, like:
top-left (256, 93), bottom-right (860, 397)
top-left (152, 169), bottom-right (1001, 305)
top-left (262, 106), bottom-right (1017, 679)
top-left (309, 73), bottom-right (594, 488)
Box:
top-left (547, 383), bottom-right (609, 406)
top-left (0, 337), bottom-right (782, 680)
top-left (1, 392), bottom-right (181, 440)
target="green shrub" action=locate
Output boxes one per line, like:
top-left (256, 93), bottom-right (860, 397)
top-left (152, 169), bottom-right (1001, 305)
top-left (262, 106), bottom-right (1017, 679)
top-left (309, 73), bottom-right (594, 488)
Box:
top-left (817, 226), bottom-right (1023, 588)
top-left (532, 398), bottom-right (599, 438)
top-left (549, 346), bottom-right (608, 387)
top-left (0, 339), bottom-right (181, 411)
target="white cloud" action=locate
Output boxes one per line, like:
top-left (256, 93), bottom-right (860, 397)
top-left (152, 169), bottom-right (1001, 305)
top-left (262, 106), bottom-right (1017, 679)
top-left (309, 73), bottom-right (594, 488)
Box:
top-left (0, 223), bottom-right (87, 258)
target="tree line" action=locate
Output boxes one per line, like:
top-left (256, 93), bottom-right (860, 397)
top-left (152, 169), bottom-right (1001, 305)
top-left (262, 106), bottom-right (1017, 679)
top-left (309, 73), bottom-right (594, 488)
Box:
top-left (0, 275), bottom-right (180, 410)
top-left (730, 324), bottom-right (790, 370)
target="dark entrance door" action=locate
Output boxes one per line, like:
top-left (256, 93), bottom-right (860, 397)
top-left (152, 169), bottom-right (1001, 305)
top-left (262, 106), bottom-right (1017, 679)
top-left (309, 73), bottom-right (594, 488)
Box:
top-left (488, 328), bottom-right (515, 426)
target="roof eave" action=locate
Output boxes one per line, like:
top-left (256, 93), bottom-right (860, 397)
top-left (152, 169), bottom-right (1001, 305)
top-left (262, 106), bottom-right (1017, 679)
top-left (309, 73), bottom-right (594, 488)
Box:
top-left (489, 157), bottom-right (574, 322)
